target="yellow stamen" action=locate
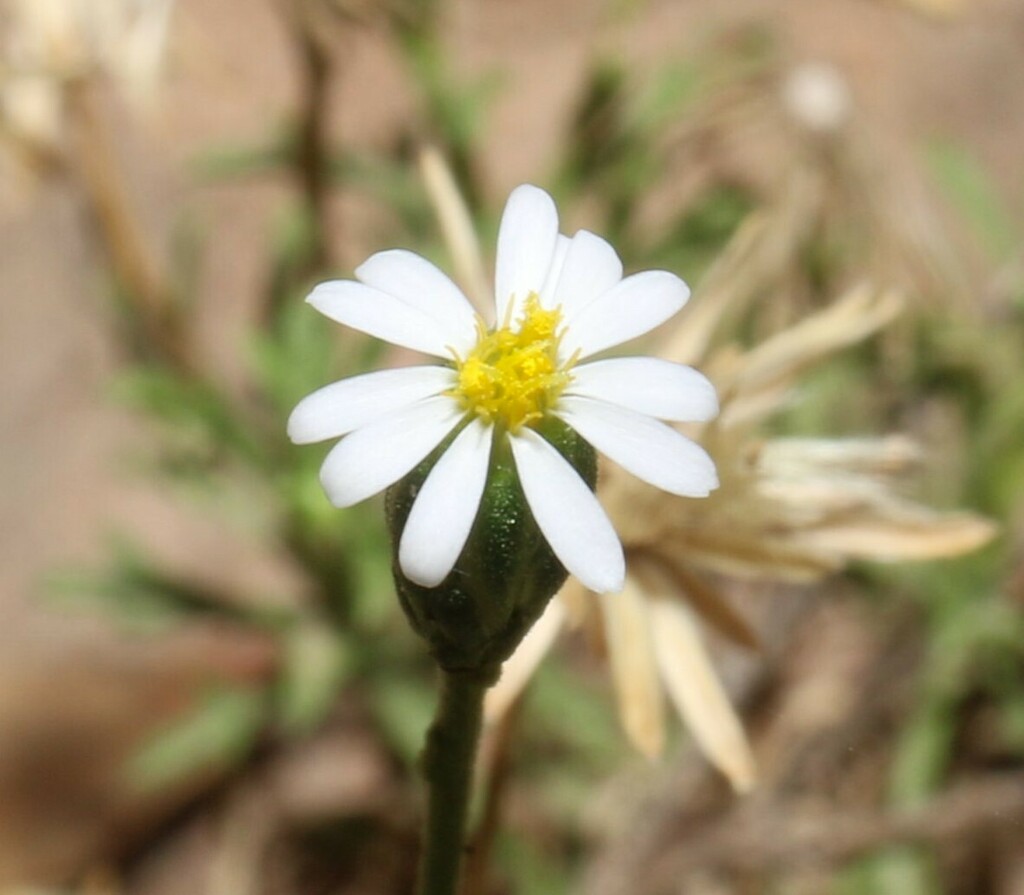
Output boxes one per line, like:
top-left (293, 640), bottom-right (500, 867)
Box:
top-left (451, 293), bottom-right (574, 432)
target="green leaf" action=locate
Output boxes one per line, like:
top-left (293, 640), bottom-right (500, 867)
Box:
top-left (276, 622), bottom-right (352, 735)
top-left (190, 136), bottom-right (292, 181)
top-left (927, 141), bottom-right (1019, 261)
top-left (46, 536), bottom-right (292, 631)
top-left (127, 687), bottom-right (266, 792)
top-left (112, 366), bottom-right (263, 469)
top-left (371, 672), bottom-right (436, 763)
top-left (497, 831), bottom-right (571, 895)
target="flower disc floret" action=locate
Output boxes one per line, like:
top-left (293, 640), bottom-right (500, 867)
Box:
top-left (452, 294), bottom-right (573, 432)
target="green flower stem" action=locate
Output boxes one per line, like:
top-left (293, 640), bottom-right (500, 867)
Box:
top-left (417, 667), bottom-right (494, 895)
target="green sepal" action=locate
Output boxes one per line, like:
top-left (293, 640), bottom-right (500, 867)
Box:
top-left (385, 418), bottom-right (597, 675)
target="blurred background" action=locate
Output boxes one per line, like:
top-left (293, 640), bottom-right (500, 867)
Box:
top-left (1, 0), bottom-right (1023, 893)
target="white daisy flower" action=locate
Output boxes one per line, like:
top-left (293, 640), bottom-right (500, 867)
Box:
top-left (288, 184), bottom-right (719, 594)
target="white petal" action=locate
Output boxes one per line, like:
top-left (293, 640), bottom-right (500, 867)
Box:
top-left (558, 396), bottom-right (718, 497)
top-left (561, 270), bottom-right (690, 360)
top-left (355, 249), bottom-right (478, 354)
top-left (307, 281), bottom-right (453, 357)
top-left (318, 396), bottom-right (462, 507)
top-left (398, 419), bottom-right (493, 587)
top-left (509, 428), bottom-right (624, 594)
top-left (288, 366), bottom-right (455, 445)
top-left (567, 357), bottom-right (718, 422)
top-left (494, 185), bottom-right (559, 324)
top-left (538, 234), bottom-right (571, 308)
top-left (548, 229), bottom-right (623, 320)
top-left (649, 598), bottom-right (756, 792)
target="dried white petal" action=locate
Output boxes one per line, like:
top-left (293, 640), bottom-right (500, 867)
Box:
top-left (649, 597), bottom-right (756, 792)
top-left (599, 577), bottom-right (665, 758)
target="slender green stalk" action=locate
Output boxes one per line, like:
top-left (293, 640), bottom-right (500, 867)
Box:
top-left (417, 668), bottom-right (492, 895)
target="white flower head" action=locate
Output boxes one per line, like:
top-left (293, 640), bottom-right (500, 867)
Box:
top-left (288, 185), bottom-right (719, 594)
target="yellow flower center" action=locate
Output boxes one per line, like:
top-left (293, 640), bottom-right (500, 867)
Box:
top-left (452, 294), bottom-right (574, 432)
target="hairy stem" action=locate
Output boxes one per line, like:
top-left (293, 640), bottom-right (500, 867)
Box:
top-left (417, 669), bottom-right (492, 895)
top-left (461, 694), bottom-right (521, 895)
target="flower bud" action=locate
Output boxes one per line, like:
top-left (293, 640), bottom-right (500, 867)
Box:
top-left (386, 418), bottom-right (596, 675)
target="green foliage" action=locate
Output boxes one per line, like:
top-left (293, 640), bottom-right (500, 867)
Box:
top-left (496, 831), bottom-right (572, 895)
top-left (250, 292), bottom-right (336, 423)
top-left (127, 687), bottom-right (267, 792)
top-left (277, 622), bottom-right (353, 735)
top-left (335, 149), bottom-right (437, 236)
top-left (554, 56), bottom-right (755, 285)
top-left (370, 670), bottom-right (437, 763)
top-left (391, 0), bottom-right (496, 210)
top-left (927, 141), bottom-right (1020, 264)
top-left (647, 184), bottom-right (755, 272)
top-left (191, 133), bottom-right (294, 182)
top-left (526, 658), bottom-right (627, 804)
top-left (46, 538), bottom-right (290, 632)
top-left (114, 367), bottom-right (265, 475)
